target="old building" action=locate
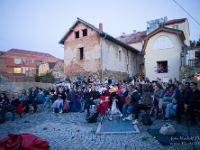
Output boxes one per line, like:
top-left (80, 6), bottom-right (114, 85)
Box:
top-left (117, 17), bottom-right (191, 82)
top-left (0, 49), bottom-right (58, 82)
top-left (38, 59), bottom-right (65, 80)
top-left (59, 18), bottom-right (142, 82)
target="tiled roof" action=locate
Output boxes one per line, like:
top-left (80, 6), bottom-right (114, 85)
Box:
top-left (116, 30), bottom-right (147, 44)
top-left (59, 18), bottom-right (139, 53)
top-left (7, 49), bottom-right (56, 58)
top-left (48, 62), bottom-right (57, 69)
top-left (160, 18), bottom-right (186, 26)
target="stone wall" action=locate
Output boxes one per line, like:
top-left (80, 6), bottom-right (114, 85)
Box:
top-left (66, 69), bottom-right (130, 83)
top-left (0, 82), bottom-right (53, 99)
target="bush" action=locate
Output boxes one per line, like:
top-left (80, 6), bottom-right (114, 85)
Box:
top-left (41, 72), bottom-right (55, 83)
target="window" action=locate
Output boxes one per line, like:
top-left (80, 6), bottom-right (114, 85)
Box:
top-left (14, 58), bottom-right (22, 64)
top-left (80, 48), bottom-right (84, 60)
top-left (172, 25), bottom-right (179, 30)
top-left (14, 67), bottom-right (21, 73)
top-left (119, 51), bottom-right (121, 61)
top-left (153, 35), bottom-right (173, 50)
top-left (82, 29), bottom-right (87, 37)
top-left (30, 59), bottom-right (34, 63)
top-left (23, 59), bottom-right (29, 65)
top-left (75, 31), bottom-right (79, 38)
top-left (157, 61), bottom-right (168, 73)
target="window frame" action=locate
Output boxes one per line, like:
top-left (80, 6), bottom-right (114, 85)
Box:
top-left (75, 31), bottom-right (79, 39)
top-left (157, 61), bottom-right (168, 73)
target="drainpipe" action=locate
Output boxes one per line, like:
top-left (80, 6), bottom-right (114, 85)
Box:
top-left (100, 33), bottom-right (107, 83)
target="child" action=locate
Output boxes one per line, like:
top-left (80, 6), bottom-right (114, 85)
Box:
top-left (51, 95), bottom-right (63, 113)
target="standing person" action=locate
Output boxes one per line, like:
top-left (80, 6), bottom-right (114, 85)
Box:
top-left (132, 84), bottom-right (153, 125)
top-left (108, 78), bottom-right (112, 86)
top-left (176, 82), bottom-right (200, 125)
top-left (0, 92), bottom-right (20, 124)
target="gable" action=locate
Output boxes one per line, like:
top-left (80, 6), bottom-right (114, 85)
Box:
top-left (64, 22), bottom-right (99, 42)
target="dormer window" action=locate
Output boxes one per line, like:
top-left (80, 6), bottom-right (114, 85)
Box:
top-left (75, 31), bottom-right (79, 38)
top-left (82, 29), bottom-right (87, 37)
top-left (172, 25), bottom-right (178, 30)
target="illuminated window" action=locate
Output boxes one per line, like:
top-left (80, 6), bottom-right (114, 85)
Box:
top-left (14, 68), bottom-right (21, 73)
top-left (157, 61), bottom-right (168, 73)
top-left (153, 35), bottom-right (173, 50)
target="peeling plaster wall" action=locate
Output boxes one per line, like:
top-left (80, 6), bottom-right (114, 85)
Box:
top-left (101, 38), bottom-right (141, 76)
top-left (64, 34), bottom-right (101, 74)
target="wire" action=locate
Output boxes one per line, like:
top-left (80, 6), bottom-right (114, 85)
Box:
top-left (173, 0), bottom-right (200, 26)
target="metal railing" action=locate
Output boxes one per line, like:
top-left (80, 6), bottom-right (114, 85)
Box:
top-left (188, 59), bottom-right (200, 68)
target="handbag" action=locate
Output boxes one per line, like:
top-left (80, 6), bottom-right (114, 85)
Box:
top-left (159, 123), bottom-right (176, 135)
top-left (125, 96), bottom-right (132, 105)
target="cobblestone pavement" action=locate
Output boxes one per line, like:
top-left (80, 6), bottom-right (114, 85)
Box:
top-left (0, 107), bottom-right (200, 150)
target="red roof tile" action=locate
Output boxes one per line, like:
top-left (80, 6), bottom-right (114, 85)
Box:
top-left (7, 49), bottom-right (56, 58)
top-left (116, 30), bottom-right (147, 44)
top-left (162, 18), bottom-right (186, 26)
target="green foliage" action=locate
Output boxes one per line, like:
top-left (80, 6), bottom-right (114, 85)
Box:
top-left (181, 65), bottom-right (193, 74)
top-left (190, 40), bottom-right (200, 47)
top-left (35, 75), bottom-right (40, 82)
top-left (41, 72), bottom-right (55, 83)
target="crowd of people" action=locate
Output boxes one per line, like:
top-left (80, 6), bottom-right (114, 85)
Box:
top-left (0, 75), bottom-right (200, 126)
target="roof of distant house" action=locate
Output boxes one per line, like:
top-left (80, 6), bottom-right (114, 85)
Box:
top-left (59, 18), bottom-right (139, 54)
top-left (162, 18), bottom-right (186, 26)
top-left (116, 30), bottom-right (147, 44)
top-left (116, 18), bottom-right (187, 45)
top-left (7, 49), bottom-right (56, 58)
top-left (48, 62), bottom-right (57, 69)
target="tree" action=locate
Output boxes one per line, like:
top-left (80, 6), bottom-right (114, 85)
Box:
top-left (41, 72), bottom-right (55, 83)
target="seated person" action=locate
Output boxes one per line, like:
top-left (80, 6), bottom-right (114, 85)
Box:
top-left (163, 84), bottom-right (186, 121)
top-left (122, 84), bottom-right (140, 121)
top-left (84, 86), bottom-right (100, 117)
top-left (176, 82), bottom-right (200, 125)
top-left (43, 87), bottom-right (56, 107)
top-left (132, 84), bottom-right (153, 125)
top-left (24, 87), bottom-right (37, 113)
top-left (151, 83), bottom-right (164, 115)
top-left (158, 85), bottom-right (176, 113)
top-left (68, 94), bottom-right (82, 112)
top-left (108, 92), bottom-right (122, 120)
top-left (31, 88), bottom-right (45, 113)
top-left (0, 93), bottom-right (10, 110)
top-left (0, 92), bottom-right (20, 124)
top-left (51, 95), bottom-right (63, 113)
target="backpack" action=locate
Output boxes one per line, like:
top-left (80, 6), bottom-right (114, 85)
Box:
top-left (142, 113), bottom-right (152, 125)
top-left (86, 113), bottom-right (99, 123)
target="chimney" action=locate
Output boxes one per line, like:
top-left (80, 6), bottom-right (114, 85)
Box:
top-left (133, 30), bottom-right (137, 34)
top-left (99, 23), bottom-right (103, 31)
top-left (164, 16), bottom-right (168, 23)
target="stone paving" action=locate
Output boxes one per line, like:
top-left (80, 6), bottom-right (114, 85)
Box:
top-left (0, 107), bottom-right (200, 150)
